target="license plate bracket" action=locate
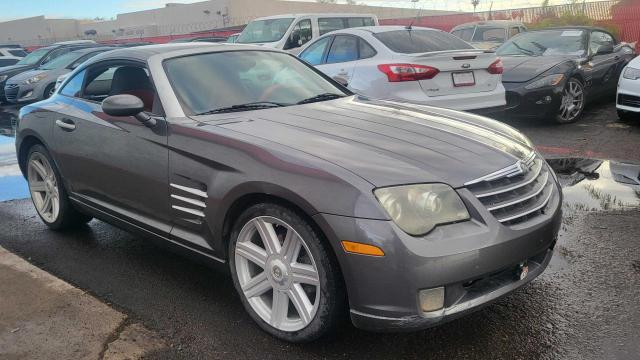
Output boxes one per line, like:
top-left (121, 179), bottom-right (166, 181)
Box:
top-left (452, 71), bottom-right (476, 87)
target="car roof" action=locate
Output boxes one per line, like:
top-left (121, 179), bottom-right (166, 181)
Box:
top-left (252, 13), bottom-right (376, 21)
top-left (68, 46), bottom-right (116, 54)
top-left (86, 43), bottom-right (272, 63)
top-left (453, 20), bottom-right (524, 29)
top-left (531, 26), bottom-right (607, 32)
top-left (333, 25), bottom-right (442, 34)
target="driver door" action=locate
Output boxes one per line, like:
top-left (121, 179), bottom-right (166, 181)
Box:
top-left (52, 60), bottom-right (171, 235)
top-left (588, 30), bottom-right (620, 93)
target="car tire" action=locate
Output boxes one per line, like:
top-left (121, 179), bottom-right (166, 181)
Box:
top-left (617, 109), bottom-right (637, 121)
top-left (44, 83), bottom-right (56, 99)
top-left (228, 203), bottom-right (345, 343)
top-left (554, 77), bottom-right (585, 124)
top-left (26, 144), bottom-right (93, 230)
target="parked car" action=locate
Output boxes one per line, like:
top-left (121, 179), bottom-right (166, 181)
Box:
top-left (616, 55), bottom-right (640, 120)
top-left (226, 33), bottom-right (241, 43)
top-left (0, 43), bottom-right (98, 103)
top-left (496, 26), bottom-right (635, 123)
top-left (169, 36), bottom-right (227, 43)
top-left (0, 46), bottom-right (28, 67)
top-left (4, 47), bottom-right (114, 104)
top-left (299, 26), bottom-right (506, 113)
top-left (451, 20), bottom-right (527, 49)
top-left (17, 43), bottom-right (561, 342)
top-left (235, 13), bottom-right (378, 53)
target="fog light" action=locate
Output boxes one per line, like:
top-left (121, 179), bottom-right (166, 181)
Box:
top-left (419, 287), bottom-right (445, 312)
top-left (20, 91), bottom-right (33, 100)
top-left (536, 96), bottom-right (552, 105)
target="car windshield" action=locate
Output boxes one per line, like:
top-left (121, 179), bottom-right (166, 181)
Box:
top-left (497, 30), bottom-right (586, 57)
top-left (471, 26), bottom-right (506, 42)
top-left (373, 30), bottom-right (473, 54)
top-left (16, 48), bottom-right (49, 66)
top-left (38, 51), bottom-right (84, 70)
top-left (236, 18), bottom-right (294, 44)
top-left (164, 50), bottom-right (347, 115)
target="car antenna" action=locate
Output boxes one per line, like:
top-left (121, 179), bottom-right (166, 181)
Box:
top-left (407, 0), bottom-right (424, 30)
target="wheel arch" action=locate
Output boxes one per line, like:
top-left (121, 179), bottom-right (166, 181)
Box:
top-left (17, 134), bottom-right (46, 178)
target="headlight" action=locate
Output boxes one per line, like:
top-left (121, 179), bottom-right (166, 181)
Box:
top-left (524, 74), bottom-right (565, 90)
top-left (24, 74), bottom-right (47, 85)
top-left (374, 184), bottom-right (469, 236)
top-left (623, 67), bottom-right (640, 80)
top-left (0, 75), bottom-right (7, 82)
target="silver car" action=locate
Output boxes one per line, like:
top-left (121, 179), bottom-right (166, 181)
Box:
top-left (451, 20), bottom-right (528, 50)
top-left (4, 47), bottom-right (113, 104)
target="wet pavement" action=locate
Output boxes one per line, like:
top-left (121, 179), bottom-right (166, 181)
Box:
top-left (0, 102), bottom-right (639, 359)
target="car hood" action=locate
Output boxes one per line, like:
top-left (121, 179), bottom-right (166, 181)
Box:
top-left (0, 64), bottom-right (33, 76)
top-left (199, 97), bottom-right (535, 188)
top-left (501, 55), bottom-right (574, 82)
top-left (7, 69), bottom-right (51, 83)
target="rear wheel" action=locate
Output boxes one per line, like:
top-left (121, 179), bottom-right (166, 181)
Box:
top-left (555, 77), bottom-right (585, 124)
top-left (229, 203), bottom-right (344, 342)
top-left (27, 144), bottom-right (92, 230)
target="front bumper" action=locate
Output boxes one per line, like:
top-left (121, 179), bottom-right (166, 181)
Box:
top-left (503, 81), bottom-right (565, 118)
top-left (617, 76), bottom-right (640, 113)
top-left (4, 83), bottom-right (38, 104)
top-left (312, 182), bottom-right (562, 332)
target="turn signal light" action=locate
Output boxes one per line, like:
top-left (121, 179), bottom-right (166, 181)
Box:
top-left (487, 58), bottom-right (504, 75)
top-left (378, 64), bottom-right (440, 82)
top-left (341, 241), bottom-right (385, 256)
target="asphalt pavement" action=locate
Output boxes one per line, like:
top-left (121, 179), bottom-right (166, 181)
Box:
top-left (0, 101), bottom-right (639, 359)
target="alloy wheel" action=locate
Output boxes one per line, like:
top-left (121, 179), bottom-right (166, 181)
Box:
top-left (28, 152), bottom-right (60, 223)
top-left (235, 216), bottom-right (320, 332)
top-left (558, 79), bottom-right (584, 123)
top-left (47, 86), bottom-right (56, 98)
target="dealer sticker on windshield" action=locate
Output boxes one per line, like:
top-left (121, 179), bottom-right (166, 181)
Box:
top-left (561, 30), bottom-right (583, 37)
top-left (452, 71), bottom-right (475, 87)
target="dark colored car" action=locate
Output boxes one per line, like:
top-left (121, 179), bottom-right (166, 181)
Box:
top-left (16, 44), bottom-right (562, 342)
top-left (0, 43), bottom-right (98, 103)
top-left (497, 27), bottom-right (635, 123)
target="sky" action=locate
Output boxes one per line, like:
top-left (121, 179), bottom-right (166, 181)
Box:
top-left (0, 0), bottom-right (600, 21)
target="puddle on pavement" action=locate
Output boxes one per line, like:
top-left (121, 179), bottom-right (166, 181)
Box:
top-left (0, 107), bottom-right (28, 202)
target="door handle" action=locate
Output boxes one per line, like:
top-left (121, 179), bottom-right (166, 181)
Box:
top-left (55, 119), bottom-right (76, 131)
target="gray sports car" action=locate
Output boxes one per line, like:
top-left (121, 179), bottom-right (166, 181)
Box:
top-left (16, 43), bottom-right (562, 342)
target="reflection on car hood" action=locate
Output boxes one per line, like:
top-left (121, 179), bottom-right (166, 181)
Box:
top-left (6, 69), bottom-right (48, 83)
top-left (0, 64), bottom-right (32, 76)
top-left (470, 41), bottom-right (501, 50)
top-left (501, 55), bottom-right (576, 82)
top-left (206, 97), bottom-right (535, 187)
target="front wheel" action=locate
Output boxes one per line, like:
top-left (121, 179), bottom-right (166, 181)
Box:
top-left (27, 144), bottom-right (93, 230)
top-left (229, 203), bottom-right (345, 342)
top-left (555, 77), bottom-right (585, 124)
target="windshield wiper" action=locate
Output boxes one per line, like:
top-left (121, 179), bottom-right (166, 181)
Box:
top-left (297, 93), bottom-right (344, 105)
top-left (511, 41), bottom-right (536, 56)
top-left (196, 101), bottom-right (287, 115)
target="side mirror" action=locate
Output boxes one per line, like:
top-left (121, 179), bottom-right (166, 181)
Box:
top-left (596, 44), bottom-right (614, 55)
top-left (102, 94), bottom-right (156, 127)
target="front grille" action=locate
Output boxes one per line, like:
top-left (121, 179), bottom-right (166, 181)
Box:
top-left (4, 84), bottom-right (18, 102)
top-left (466, 154), bottom-right (555, 225)
top-left (618, 94), bottom-right (640, 108)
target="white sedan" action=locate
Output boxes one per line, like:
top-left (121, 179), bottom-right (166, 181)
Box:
top-left (617, 54), bottom-right (640, 120)
top-left (298, 26), bottom-right (506, 113)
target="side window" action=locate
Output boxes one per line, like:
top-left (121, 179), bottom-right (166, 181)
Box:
top-left (452, 28), bottom-right (473, 41)
top-left (589, 31), bottom-right (615, 54)
top-left (318, 18), bottom-right (345, 35)
top-left (363, 18), bottom-right (375, 26)
top-left (60, 69), bottom-right (86, 97)
top-left (358, 39), bottom-right (376, 59)
top-left (285, 19), bottom-right (312, 50)
top-left (83, 64), bottom-right (156, 112)
top-left (300, 36), bottom-right (332, 65)
top-left (326, 35), bottom-right (358, 64)
top-left (9, 49), bottom-right (28, 57)
top-left (0, 59), bottom-right (18, 66)
top-left (509, 27), bottom-right (520, 38)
